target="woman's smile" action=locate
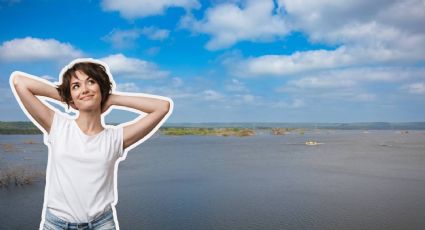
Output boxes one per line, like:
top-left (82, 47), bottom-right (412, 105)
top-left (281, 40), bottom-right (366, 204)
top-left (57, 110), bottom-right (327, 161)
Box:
top-left (79, 94), bottom-right (95, 101)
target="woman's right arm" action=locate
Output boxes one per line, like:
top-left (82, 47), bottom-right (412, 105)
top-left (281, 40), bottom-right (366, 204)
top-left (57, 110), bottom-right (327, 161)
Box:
top-left (10, 71), bottom-right (61, 133)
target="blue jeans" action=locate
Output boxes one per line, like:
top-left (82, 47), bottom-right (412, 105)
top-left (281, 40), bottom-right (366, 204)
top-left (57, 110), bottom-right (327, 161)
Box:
top-left (42, 208), bottom-right (116, 230)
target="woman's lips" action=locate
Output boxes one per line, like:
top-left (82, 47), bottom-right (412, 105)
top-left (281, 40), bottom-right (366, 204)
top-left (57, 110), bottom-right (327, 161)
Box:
top-left (79, 95), bottom-right (94, 100)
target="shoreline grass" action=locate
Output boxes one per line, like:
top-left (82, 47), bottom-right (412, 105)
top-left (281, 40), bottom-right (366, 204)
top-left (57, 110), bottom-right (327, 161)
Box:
top-left (161, 127), bottom-right (255, 137)
top-left (0, 166), bottom-right (45, 188)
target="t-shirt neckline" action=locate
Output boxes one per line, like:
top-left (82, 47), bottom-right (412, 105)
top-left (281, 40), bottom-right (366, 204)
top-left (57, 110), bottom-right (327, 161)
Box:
top-left (72, 119), bottom-right (106, 138)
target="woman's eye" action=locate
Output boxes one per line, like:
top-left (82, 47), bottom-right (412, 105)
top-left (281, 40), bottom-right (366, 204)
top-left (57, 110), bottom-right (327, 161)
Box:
top-left (88, 80), bottom-right (96, 85)
top-left (72, 85), bottom-right (79, 90)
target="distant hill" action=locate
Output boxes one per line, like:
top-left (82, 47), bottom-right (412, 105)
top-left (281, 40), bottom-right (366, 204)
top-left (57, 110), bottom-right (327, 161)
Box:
top-left (165, 122), bottom-right (425, 130)
top-left (0, 121), bottom-right (41, 134)
top-left (1, 121), bottom-right (425, 135)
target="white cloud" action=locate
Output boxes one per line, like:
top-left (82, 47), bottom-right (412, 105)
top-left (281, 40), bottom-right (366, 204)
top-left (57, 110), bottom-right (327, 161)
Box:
top-left (287, 76), bottom-right (356, 89)
top-left (40, 75), bottom-right (56, 81)
top-left (403, 82), bottom-right (425, 94)
top-left (141, 27), bottom-right (170, 41)
top-left (276, 67), bottom-right (425, 104)
top-left (101, 0), bottom-right (200, 19)
top-left (116, 82), bottom-right (141, 92)
top-left (103, 28), bottom-right (141, 49)
top-left (142, 84), bottom-right (196, 99)
top-left (0, 37), bottom-right (82, 62)
top-left (181, 0), bottom-right (289, 50)
top-left (240, 94), bottom-right (254, 103)
top-left (230, 93), bottom-right (261, 106)
top-left (185, 0), bottom-right (424, 73)
top-left (226, 43), bottom-right (425, 78)
top-left (100, 53), bottom-right (169, 79)
top-left (279, 67), bottom-right (417, 90)
top-left (103, 27), bottom-right (169, 49)
top-left (202, 89), bottom-right (225, 101)
top-left (278, 0), bottom-right (425, 60)
top-left (225, 78), bottom-right (248, 92)
top-left (228, 47), bottom-right (357, 77)
top-left (182, 0), bottom-right (425, 54)
top-left (270, 98), bottom-right (305, 109)
top-left (146, 47), bottom-right (161, 56)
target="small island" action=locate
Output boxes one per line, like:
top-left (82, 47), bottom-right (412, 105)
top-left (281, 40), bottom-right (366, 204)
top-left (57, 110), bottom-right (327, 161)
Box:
top-left (161, 127), bottom-right (255, 137)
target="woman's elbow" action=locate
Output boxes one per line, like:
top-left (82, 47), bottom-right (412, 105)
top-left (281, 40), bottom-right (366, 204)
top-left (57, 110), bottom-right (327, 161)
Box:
top-left (11, 72), bottom-right (25, 89)
top-left (160, 100), bottom-right (171, 114)
top-left (11, 72), bottom-right (19, 86)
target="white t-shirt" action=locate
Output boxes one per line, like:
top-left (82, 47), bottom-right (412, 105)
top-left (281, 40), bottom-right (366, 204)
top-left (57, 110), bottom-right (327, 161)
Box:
top-left (45, 111), bottom-right (123, 222)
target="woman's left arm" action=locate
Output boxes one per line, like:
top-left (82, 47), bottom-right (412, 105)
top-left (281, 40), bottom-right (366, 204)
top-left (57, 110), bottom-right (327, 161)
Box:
top-left (104, 93), bottom-right (172, 150)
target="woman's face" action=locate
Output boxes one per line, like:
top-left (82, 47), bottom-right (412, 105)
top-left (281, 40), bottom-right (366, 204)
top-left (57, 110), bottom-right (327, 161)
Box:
top-left (69, 70), bottom-right (102, 111)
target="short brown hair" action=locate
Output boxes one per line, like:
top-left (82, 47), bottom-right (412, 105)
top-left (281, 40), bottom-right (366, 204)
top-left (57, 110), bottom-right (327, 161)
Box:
top-left (57, 62), bottom-right (112, 109)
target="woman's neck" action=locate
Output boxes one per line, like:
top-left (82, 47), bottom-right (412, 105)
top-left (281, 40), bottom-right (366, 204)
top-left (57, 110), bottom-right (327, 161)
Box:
top-left (75, 110), bottom-right (104, 135)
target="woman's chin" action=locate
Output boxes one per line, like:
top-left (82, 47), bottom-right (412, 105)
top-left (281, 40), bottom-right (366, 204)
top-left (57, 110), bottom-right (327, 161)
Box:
top-left (76, 104), bottom-right (101, 113)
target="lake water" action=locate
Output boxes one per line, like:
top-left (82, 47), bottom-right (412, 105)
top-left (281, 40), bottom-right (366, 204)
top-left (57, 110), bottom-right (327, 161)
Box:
top-left (1, 130), bottom-right (425, 230)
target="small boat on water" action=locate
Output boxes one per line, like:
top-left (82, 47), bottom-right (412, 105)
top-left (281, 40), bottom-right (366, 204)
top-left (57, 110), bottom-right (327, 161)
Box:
top-left (305, 140), bottom-right (319, 146)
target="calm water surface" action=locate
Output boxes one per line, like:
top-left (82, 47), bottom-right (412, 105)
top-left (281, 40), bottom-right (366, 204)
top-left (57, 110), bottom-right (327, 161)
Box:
top-left (1, 131), bottom-right (425, 230)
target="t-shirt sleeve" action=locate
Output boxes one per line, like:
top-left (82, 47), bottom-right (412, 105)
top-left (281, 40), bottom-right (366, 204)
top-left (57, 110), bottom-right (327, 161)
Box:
top-left (47, 111), bottom-right (67, 144)
top-left (114, 126), bottom-right (124, 158)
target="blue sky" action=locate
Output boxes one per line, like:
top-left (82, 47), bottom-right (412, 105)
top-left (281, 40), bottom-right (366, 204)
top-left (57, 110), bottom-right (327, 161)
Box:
top-left (1, 0), bottom-right (424, 123)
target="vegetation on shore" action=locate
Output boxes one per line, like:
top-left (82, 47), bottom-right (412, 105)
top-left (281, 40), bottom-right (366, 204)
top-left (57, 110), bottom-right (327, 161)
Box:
top-left (270, 128), bottom-right (305, 135)
top-left (0, 121), bottom-right (41, 134)
top-left (0, 139), bottom-right (45, 188)
top-left (161, 127), bottom-right (255, 137)
top-left (0, 166), bottom-right (44, 188)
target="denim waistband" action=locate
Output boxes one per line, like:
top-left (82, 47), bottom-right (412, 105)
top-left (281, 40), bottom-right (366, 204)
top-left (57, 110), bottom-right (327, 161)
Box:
top-left (45, 208), bottom-right (113, 230)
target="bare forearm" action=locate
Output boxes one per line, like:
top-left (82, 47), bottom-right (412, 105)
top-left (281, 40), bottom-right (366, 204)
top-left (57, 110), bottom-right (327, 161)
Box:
top-left (12, 71), bottom-right (61, 101)
top-left (108, 93), bottom-right (170, 114)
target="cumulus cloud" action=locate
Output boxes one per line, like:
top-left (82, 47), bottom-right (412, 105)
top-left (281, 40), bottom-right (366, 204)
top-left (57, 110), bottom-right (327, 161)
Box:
top-left (146, 47), bottom-right (161, 56)
top-left (141, 26), bottom-right (170, 41)
top-left (286, 76), bottom-right (356, 89)
top-left (103, 28), bottom-right (142, 49)
top-left (40, 75), bottom-right (56, 81)
top-left (278, 67), bottom-right (424, 93)
top-left (202, 89), bottom-right (225, 101)
top-left (278, 0), bottom-right (425, 59)
top-left (101, 0), bottom-right (200, 19)
top-left (225, 78), bottom-right (248, 92)
top-left (182, 0), bottom-right (425, 55)
top-left (100, 53), bottom-right (169, 79)
top-left (227, 47), bottom-right (356, 77)
top-left (184, 0), bottom-right (424, 76)
top-left (181, 0), bottom-right (289, 50)
top-left (103, 27), bottom-right (169, 49)
top-left (226, 43), bottom-right (425, 78)
top-left (275, 67), bottom-right (425, 103)
top-left (280, 67), bottom-right (419, 91)
top-left (116, 82), bottom-right (141, 92)
top-left (271, 98), bottom-right (305, 109)
top-left (0, 37), bottom-right (82, 62)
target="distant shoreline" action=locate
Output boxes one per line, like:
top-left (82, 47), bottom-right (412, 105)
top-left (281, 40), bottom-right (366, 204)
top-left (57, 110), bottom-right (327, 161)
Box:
top-left (1, 121), bottom-right (425, 135)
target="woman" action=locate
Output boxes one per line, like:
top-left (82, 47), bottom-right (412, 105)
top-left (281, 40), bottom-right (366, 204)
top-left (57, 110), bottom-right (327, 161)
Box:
top-left (10, 58), bottom-right (173, 230)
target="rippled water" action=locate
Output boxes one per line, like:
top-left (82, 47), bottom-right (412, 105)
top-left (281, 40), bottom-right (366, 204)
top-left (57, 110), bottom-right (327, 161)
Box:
top-left (1, 131), bottom-right (425, 230)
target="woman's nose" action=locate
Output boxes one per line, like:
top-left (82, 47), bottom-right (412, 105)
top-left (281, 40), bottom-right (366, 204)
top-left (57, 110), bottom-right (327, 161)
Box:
top-left (81, 83), bottom-right (89, 94)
